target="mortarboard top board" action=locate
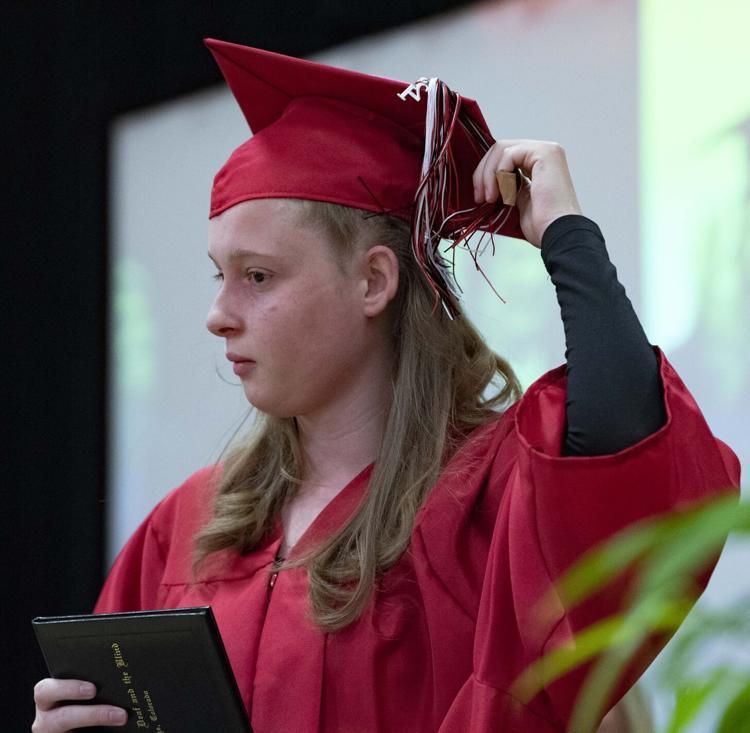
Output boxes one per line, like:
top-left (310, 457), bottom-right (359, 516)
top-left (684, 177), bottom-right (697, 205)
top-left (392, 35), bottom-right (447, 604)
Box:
top-left (204, 37), bottom-right (525, 318)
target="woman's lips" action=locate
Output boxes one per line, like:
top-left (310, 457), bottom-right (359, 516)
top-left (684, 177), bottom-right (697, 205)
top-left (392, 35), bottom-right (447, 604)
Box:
top-left (232, 360), bottom-right (255, 377)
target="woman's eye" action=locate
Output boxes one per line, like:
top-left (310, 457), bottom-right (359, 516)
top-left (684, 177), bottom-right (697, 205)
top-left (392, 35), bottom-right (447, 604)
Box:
top-left (211, 270), bottom-right (268, 285)
top-left (248, 270), bottom-right (267, 284)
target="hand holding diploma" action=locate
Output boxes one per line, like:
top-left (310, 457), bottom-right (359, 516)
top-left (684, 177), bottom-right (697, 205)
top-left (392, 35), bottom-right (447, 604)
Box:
top-left (32, 677), bottom-right (128, 731)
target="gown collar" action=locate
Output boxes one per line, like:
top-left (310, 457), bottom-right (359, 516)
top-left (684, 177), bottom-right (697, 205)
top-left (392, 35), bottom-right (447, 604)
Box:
top-left (271, 461), bottom-right (376, 562)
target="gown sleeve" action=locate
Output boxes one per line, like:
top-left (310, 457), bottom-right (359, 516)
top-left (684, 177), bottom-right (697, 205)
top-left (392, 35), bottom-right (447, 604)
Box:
top-left (92, 465), bottom-right (220, 614)
top-left (461, 346), bottom-right (742, 731)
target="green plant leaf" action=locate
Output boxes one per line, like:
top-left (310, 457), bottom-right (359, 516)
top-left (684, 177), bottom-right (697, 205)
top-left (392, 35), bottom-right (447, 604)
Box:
top-left (665, 671), bottom-right (728, 733)
top-left (510, 596), bottom-right (692, 704)
top-left (717, 678), bottom-right (750, 733)
top-left (547, 492), bottom-right (745, 618)
top-left (511, 492), bottom-right (749, 732)
top-left (657, 599), bottom-right (750, 683)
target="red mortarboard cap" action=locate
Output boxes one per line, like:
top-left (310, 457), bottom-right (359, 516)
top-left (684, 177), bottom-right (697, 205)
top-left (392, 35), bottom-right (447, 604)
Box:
top-left (204, 37), bottom-right (525, 318)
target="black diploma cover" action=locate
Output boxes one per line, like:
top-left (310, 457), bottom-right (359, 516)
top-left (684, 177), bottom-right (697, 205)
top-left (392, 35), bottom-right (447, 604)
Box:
top-left (32, 605), bottom-right (253, 732)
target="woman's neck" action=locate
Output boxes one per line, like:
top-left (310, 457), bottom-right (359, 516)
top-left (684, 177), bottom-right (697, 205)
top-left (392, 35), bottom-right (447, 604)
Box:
top-left (294, 341), bottom-right (393, 483)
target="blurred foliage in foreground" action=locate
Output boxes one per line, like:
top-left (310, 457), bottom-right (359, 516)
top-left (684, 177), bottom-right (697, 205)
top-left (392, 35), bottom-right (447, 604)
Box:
top-left (510, 488), bottom-right (749, 732)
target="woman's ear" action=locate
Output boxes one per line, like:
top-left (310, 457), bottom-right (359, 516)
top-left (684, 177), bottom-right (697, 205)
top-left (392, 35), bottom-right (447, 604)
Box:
top-left (361, 245), bottom-right (399, 318)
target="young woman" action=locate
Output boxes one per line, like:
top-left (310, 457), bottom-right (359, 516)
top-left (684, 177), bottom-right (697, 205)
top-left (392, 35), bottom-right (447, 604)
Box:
top-left (32, 39), bottom-right (740, 733)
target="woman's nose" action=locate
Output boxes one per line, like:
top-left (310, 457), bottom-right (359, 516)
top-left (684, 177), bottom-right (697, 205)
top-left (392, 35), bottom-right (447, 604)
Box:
top-left (205, 294), bottom-right (242, 337)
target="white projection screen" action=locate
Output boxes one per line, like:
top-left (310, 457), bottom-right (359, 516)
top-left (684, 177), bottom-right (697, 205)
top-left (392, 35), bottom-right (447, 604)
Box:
top-left (107, 0), bottom-right (748, 727)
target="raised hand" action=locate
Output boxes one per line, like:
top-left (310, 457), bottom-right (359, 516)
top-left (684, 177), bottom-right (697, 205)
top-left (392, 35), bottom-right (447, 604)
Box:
top-left (473, 139), bottom-right (584, 248)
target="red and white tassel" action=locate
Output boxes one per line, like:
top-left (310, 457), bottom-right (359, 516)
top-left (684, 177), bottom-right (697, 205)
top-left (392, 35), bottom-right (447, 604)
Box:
top-left (400, 77), bottom-right (514, 320)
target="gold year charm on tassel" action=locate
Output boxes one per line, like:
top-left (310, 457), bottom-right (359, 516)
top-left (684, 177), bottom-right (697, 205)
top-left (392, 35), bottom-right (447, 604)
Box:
top-left (495, 168), bottom-right (524, 206)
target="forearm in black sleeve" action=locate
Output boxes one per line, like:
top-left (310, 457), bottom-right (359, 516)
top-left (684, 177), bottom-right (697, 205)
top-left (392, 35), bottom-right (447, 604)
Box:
top-left (540, 214), bottom-right (667, 457)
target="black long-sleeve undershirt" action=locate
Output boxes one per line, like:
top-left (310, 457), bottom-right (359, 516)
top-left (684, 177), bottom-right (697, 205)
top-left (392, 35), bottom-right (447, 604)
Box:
top-left (540, 214), bottom-right (667, 457)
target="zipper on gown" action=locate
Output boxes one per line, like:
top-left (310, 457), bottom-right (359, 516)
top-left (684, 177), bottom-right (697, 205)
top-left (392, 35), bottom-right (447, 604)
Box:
top-left (268, 551), bottom-right (285, 590)
top-left (265, 462), bottom-right (373, 591)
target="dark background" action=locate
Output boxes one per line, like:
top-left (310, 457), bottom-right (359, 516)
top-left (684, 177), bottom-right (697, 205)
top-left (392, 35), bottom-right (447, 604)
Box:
top-left (3, 2), bottom-right (474, 728)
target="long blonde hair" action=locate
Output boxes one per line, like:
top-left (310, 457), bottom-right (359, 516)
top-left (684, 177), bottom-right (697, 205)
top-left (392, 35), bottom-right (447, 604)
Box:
top-left (192, 198), bottom-right (523, 632)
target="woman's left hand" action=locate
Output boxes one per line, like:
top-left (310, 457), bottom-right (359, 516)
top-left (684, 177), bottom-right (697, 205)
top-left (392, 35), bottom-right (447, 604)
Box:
top-left (472, 139), bottom-right (584, 249)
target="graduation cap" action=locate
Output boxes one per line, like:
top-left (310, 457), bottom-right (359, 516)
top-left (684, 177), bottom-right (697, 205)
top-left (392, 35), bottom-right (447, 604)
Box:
top-left (204, 37), bottom-right (525, 319)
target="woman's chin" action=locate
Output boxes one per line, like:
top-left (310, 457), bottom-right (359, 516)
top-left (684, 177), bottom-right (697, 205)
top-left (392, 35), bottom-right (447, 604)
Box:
top-left (241, 389), bottom-right (294, 419)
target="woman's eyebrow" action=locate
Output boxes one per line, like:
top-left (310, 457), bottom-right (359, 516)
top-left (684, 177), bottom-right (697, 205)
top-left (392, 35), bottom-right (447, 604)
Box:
top-left (207, 248), bottom-right (283, 264)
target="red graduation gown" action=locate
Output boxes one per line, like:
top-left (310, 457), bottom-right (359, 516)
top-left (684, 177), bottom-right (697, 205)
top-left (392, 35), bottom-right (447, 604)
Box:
top-left (94, 346), bottom-right (741, 732)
